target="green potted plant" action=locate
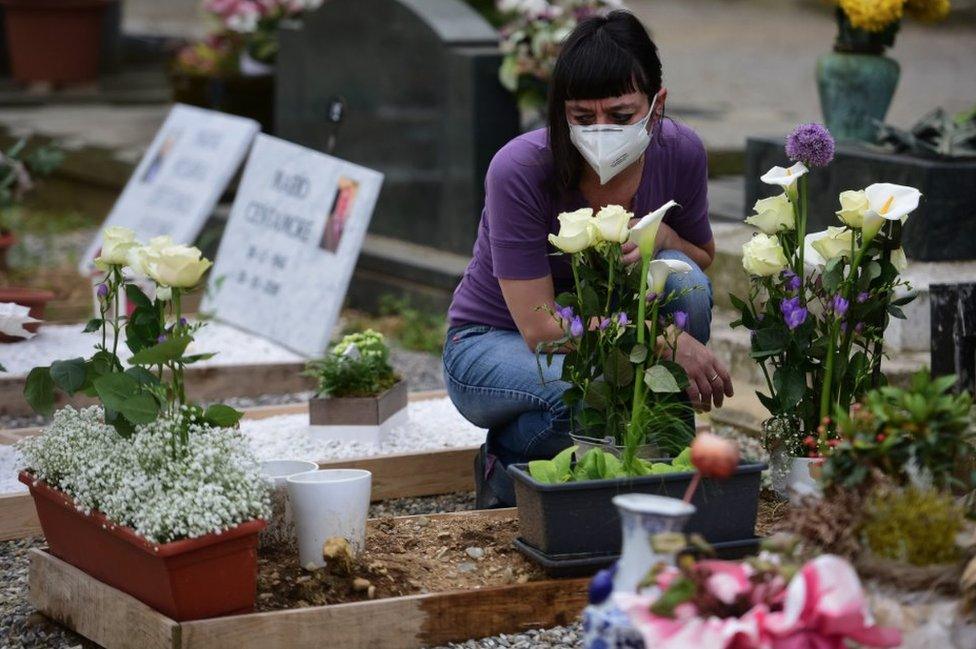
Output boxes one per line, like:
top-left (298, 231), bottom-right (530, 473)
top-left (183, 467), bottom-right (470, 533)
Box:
top-left (17, 227), bottom-right (270, 621)
top-left (818, 0), bottom-right (951, 142)
top-left (0, 0), bottom-right (116, 84)
top-left (508, 202), bottom-right (764, 561)
top-left (731, 123), bottom-right (921, 500)
top-left (304, 329), bottom-right (407, 444)
top-left (0, 137), bottom-right (63, 341)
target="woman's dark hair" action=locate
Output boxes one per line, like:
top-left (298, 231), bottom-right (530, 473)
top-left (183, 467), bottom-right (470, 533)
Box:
top-left (547, 11), bottom-right (663, 191)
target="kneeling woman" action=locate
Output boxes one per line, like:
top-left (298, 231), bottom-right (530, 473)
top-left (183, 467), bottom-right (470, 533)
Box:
top-left (443, 11), bottom-right (733, 507)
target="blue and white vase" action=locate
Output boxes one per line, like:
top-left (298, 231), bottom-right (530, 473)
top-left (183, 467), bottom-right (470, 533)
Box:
top-left (581, 494), bottom-right (696, 649)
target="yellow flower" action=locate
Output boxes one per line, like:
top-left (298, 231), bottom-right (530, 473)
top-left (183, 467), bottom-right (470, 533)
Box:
top-left (839, 0), bottom-right (903, 32)
top-left (905, 0), bottom-right (950, 22)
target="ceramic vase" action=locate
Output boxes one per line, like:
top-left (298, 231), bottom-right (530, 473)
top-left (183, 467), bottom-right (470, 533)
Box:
top-left (816, 51), bottom-right (900, 143)
top-left (581, 493), bottom-right (696, 649)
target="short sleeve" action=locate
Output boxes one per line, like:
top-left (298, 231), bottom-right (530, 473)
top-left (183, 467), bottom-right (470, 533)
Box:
top-left (484, 144), bottom-right (553, 281)
top-left (671, 134), bottom-right (712, 247)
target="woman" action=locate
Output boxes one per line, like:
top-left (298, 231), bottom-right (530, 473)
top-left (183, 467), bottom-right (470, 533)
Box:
top-left (443, 11), bottom-right (733, 507)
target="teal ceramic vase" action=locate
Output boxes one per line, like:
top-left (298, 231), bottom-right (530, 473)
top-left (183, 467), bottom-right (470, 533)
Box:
top-left (816, 51), bottom-right (900, 143)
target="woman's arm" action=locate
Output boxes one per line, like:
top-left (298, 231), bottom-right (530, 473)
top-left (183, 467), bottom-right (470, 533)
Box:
top-left (621, 224), bottom-right (714, 269)
top-left (498, 276), bottom-right (566, 352)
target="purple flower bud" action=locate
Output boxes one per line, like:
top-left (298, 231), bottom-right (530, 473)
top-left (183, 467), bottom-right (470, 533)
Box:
top-left (832, 295), bottom-right (850, 317)
top-left (779, 297), bottom-right (801, 318)
top-left (179, 317), bottom-right (188, 327)
top-left (854, 322), bottom-right (864, 334)
top-left (598, 317), bottom-right (610, 331)
top-left (840, 321), bottom-right (848, 334)
top-left (616, 312), bottom-right (629, 326)
top-left (785, 122), bottom-right (835, 168)
top-left (857, 292), bottom-right (869, 304)
top-left (157, 334), bottom-right (167, 343)
top-left (674, 311), bottom-right (688, 331)
top-left (785, 306), bottom-right (807, 330)
top-left (96, 283), bottom-right (108, 298)
top-left (781, 270), bottom-right (801, 292)
top-left (570, 316), bottom-right (584, 338)
top-left (556, 305), bottom-right (574, 321)
top-left (646, 292), bottom-right (658, 303)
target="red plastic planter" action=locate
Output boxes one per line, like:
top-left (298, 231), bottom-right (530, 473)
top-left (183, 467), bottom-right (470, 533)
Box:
top-left (19, 471), bottom-right (266, 621)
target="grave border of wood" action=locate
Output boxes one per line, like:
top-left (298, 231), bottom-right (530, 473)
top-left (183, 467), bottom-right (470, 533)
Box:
top-left (29, 510), bottom-right (588, 649)
top-left (1, 390), bottom-right (482, 541)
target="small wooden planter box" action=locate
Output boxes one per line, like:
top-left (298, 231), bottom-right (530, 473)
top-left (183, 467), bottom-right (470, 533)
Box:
top-left (309, 380), bottom-right (409, 445)
top-left (29, 515), bottom-right (588, 649)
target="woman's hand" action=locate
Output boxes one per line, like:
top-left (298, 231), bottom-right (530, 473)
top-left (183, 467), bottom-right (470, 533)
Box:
top-left (621, 222), bottom-right (677, 265)
top-left (663, 331), bottom-right (733, 411)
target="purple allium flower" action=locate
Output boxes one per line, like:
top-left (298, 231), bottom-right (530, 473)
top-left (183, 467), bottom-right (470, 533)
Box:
top-left (857, 291), bottom-right (870, 304)
top-left (674, 311), bottom-right (688, 331)
top-left (831, 295), bottom-right (850, 317)
top-left (785, 123), bottom-right (835, 168)
top-left (570, 316), bottom-right (584, 338)
top-left (784, 306), bottom-right (808, 330)
top-left (96, 283), bottom-right (108, 298)
top-left (556, 305), bottom-right (574, 321)
top-left (598, 317), bottom-right (611, 330)
top-left (616, 312), bottom-right (629, 326)
top-left (782, 270), bottom-right (802, 292)
top-left (780, 297), bottom-right (802, 318)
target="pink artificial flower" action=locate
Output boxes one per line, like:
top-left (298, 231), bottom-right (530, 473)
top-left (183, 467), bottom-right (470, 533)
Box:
top-left (764, 555), bottom-right (901, 648)
top-left (698, 560), bottom-right (753, 605)
top-left (620, 593), bottom-right (765, 649)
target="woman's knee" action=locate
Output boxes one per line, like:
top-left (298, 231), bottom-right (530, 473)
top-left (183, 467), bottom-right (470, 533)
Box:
top-left (658, 249), bottom-right (713, 343)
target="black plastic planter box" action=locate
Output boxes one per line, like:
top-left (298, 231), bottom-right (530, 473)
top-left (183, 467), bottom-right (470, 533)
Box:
top-left (508, 462), bottom-right (766, 556)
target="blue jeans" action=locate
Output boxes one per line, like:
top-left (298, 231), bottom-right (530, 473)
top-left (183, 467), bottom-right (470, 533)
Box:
top-left (443, 249), bottom-right (712, 501)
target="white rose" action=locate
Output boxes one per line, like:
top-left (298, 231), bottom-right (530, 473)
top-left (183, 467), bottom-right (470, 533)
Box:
top-left (808, 226), bottom-right (854, 263)
top-left (835, 190), bottom-right (869, 228)
top-left (745, 193), bottom-right (794, 234)
top-left (94, 227), bottom-right (139, 269)
top-left (741, 233), bottom-right (788, 277)
top-left (127, 236), bottom-right (174, 277)
top-left (594, 204), bottom-right (632, 243)
top-left (548, 221), bottom-right (596, 253)
top-left (143, 243), bottom-right (213, 288)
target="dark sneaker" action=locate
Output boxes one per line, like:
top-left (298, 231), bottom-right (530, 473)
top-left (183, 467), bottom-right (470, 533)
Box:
top-left (473, 444), bottom-right (515, 509)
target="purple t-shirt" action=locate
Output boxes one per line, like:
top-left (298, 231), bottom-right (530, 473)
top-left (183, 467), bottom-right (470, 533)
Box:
top-left (448, 120), bottom-right (712, 330)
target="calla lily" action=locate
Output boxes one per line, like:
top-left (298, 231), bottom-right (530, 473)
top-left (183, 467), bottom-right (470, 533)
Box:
top-left (745, 193), bottom-right (794, 234)
top-left (594, 204), bottom-right (632, 243)
top-left (647, 258), bottom-right (692, 294)
top-left (862, 183), bottom-right (922, 240)
top-left (835, 189), bottom-right (869, 228)
top-left (548, 222), bottom-right (596, 253)
top-left (760, 162), bottom-right (808, 191)
top-left (0, 301), bottom-right (41, 339)
top-left (629, 200), bottom-right (678, 257)
top-left (804, 227), bottom-right (854, 268)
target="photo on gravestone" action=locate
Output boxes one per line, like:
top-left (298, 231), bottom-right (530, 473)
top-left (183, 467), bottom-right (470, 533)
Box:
top-left (78, 104), bottom-right (260, 275)
top-left (202, 134), bottom-right (383, 357)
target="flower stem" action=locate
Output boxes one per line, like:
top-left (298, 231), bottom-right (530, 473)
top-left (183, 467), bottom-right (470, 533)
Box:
top-left (795, 175), bottom-right (808, 302)
top-left (626, 255), bottom-right (653, 467)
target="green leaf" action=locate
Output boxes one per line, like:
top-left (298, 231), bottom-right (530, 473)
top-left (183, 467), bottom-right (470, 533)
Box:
top-left (528, 460), bottom-right (559, 484)
top-left (82, 318), bottom-right (103, 333)
top-left (629, 344), bottom-right (648, 364)
top-left (24, 367), bottom-right (55, 416)
top-left (583, 380), bottom-right (611, 410)
top-left (125, 283), bottom-right (153, 309)
top-left (104, 407), bottom-right (135, 438)
top-left (118, 393), bottom-right (159, 424)
top-left (93, 373), bottom-right (140, 412)
top-left (772, 365), bottom-right (805, 411)
top-left (886, 304), bottom-right (906, 319)
top-left (645, 364), bottom-right (681, 393)
top-left (203, 404), bottom-right (244, 428)
top-left (50, 358), bottom-right (87, 395)
top-left (823, 257), bottom-right (844, 292)
top-left (124, 366), bottom-right (160, 386)
top-left (672, 447), bottom-right (694, 468)
top-left (550, 445), bottom-right (578, 479)
top-left (753, 327), bottom-right (788, 354)
top-left (604, 348), bottom-right (634, 387)
top-left (181, 353), bottom-right (216, 365)
top-left (581, 285), bottom-right (600, 316)
top-left (128, 335), bottom-right (192, 366)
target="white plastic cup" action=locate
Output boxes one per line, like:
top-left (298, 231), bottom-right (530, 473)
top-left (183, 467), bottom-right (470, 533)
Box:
top-left (258, 459), bottom-right (319, 550)
top-left (286, 469), bottom-right (372, 569)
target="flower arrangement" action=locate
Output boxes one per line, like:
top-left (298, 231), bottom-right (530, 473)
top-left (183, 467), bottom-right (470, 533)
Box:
top-left (831, 0), bottom-right (951, 53)
top-left (731, 123), bottom-right (920, 457)
top-left (18, 227), bottom-right (269, 542)
top-left (616, 550), bottom-right (901, 648)
top-left (535, 202), bottom-right (695, 478)
top-left (497, 0), bottom-right (622, 119)
top-left (304, 329), bottom-right (401, 398)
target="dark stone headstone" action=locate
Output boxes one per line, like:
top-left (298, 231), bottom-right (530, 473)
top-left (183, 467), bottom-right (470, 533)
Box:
top-left (745, 136), bottom-right (976, 262)
top-left (275, 0), bottom-right (518, 272)
top-left (931, 283), bottom-right (976, 396)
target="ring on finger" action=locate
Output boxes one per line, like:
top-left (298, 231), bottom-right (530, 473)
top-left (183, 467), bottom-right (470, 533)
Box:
top-left (708, 373), bottom-right (721, 383)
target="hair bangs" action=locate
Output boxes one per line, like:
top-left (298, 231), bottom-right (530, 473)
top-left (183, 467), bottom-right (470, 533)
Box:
top-left (555, 31), bottom-right (650, 102)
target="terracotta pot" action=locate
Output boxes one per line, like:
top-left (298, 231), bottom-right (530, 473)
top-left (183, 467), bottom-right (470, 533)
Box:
top-left (0, 286), bottom-right (55, 342)
top-left (1, 0), bottom-right (113, 84)
top-left (19, 471), bottom-right (266, 621)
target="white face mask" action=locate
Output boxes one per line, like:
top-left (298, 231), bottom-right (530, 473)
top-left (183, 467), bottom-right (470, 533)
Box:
top-left (569, 97), bottom-right (657, 185)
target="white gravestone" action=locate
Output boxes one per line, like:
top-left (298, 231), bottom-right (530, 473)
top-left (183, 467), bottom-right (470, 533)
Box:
top-left (79, 104), bottom-right (260, 273)
top-left (202, 134), bottom-right (383, 357)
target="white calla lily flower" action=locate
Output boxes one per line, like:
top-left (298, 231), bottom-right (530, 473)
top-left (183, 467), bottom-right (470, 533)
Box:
top-left (628, 200), bottom-right (678, 257)
top-left (862, 183), bottom-right (922, 240)
top-left (647, 258), bottom-right (692, 294)
top-left (760, 162), bottom-right (809, 191)
top-left (0, 301), bottom-right (41, 339)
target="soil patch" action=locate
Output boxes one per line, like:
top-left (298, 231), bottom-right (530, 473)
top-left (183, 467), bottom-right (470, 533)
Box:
top-left (256, 512), bottom-right (547, 611)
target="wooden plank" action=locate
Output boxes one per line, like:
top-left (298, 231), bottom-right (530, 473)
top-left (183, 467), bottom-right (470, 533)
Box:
top-left (181, 577), bottom-right (587, 649)
top-left (0, 491), bottom-right (40, 541)
top-left (238, 388), bottom-right (448, 423)
top-left (29, 549), bottom-right (180, 649)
